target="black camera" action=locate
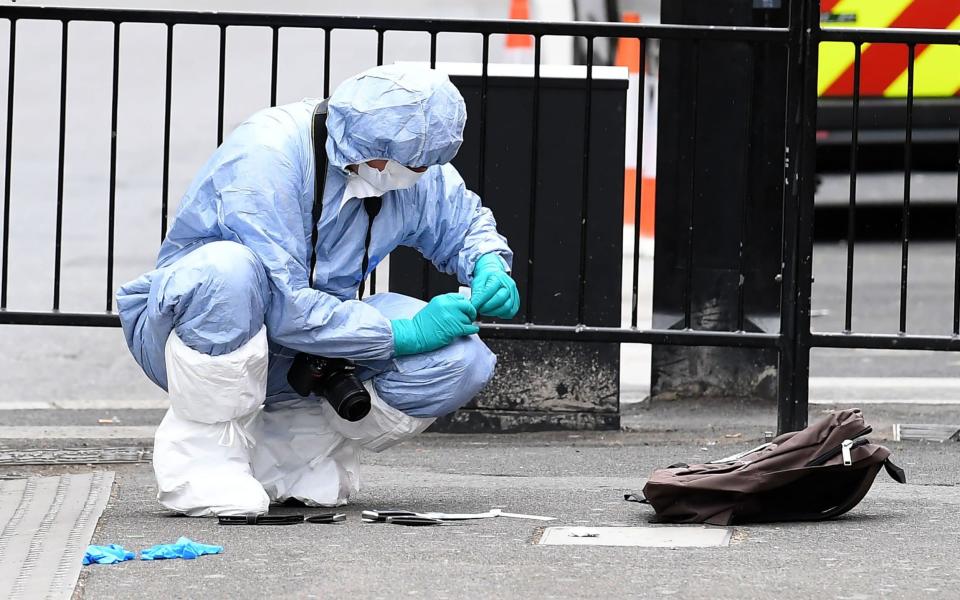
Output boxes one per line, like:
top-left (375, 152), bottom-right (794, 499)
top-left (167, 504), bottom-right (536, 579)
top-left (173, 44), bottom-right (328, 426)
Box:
top-left (286, 353), bottom-right (371, 422)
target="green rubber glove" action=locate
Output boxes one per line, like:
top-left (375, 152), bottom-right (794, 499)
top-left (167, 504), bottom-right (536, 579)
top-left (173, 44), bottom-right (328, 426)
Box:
top-left (470, 253), bottom-right (520, 319)
top-left (391, 293), bottom-right (479, 356)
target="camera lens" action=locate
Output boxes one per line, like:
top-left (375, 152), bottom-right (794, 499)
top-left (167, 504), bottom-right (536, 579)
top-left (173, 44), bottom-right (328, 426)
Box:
top-left (286, 353), bottom-right (371, 421)
top-left (325, 376), bottom-right (371, 422)
top-left (339, 391), bottom-right (371, 421)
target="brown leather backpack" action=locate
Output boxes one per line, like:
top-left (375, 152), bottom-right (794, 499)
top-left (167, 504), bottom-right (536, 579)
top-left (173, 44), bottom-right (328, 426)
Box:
top-left (628, 409), bottom-right (906, 525)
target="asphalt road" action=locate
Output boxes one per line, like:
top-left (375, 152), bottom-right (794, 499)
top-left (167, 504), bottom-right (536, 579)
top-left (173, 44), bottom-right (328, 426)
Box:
top-left (810, 241), bottom-right (960, 378)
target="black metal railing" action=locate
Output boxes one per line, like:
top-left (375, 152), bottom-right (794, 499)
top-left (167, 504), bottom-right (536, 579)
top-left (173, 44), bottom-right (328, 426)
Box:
top-left (0, 5), bottom-right (791, 348)
top-left (811, 26), bottom-right (960, 350)
top-left (0, 2), bottom-right (958, 433)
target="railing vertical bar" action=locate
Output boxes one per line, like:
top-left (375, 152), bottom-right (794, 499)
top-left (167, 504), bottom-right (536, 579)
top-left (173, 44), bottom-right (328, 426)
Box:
top-left (682, 40), bottom-right (700, 330)
top-left (899, 43), bottom-right (914, 334)
top-left (423, 30), bottom-right (437, 300)
top-left (376, 28), bottom-right (384, 65)
top-left (576, 36), bottom-right (594, 325)
top-left (524, 34), bottom-right (542, 322)
top-left (269, 25), bottom-right (278, 106)
top-left (323, 28), bottom-right (331, 98)
top-left (105, 21), bottom-right (120, 312)
top-left (1, 18), bottom-right (16, 310)
top-left (478, 33), bottom-right (489, 199)
top-left (160, 23), bottom-right (172, 242)
top-left (53, 20), bottom-right (69, 311)
top-left (323, 28), bottom-right (333, 98)
top-left (630, 37), bottom-right (646, 329)
top-left (217, 24), bottom-right (226, 146)
top-left (736, 42), bottom-right (756, 333)
top-left (954, 106), bottom-right (960, 336)
top-left (844, 43), bottom-right (861, 333)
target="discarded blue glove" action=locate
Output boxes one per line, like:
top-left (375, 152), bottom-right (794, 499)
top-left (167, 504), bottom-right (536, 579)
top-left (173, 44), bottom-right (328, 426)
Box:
top-left (82, 544), bottom-right (135, 565)
top-left (139, 536), bottom-right (223, 560)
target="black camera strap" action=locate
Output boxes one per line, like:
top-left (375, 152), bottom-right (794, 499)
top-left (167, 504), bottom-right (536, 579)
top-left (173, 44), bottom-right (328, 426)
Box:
top-left (310, 100), bottom-right (381, 299)
top-left (357, 196), bottom-right (382, 299)
top-left (309, 99), bottom-right (329, 289)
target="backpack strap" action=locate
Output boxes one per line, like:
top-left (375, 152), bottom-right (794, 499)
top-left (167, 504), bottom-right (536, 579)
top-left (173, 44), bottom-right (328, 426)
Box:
top-left (883, 458), bottom-right (907, 483)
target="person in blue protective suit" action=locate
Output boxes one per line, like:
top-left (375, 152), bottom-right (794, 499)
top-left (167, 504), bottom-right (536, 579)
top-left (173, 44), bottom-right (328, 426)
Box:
top-left (115, 64), bottom-right (519, 517)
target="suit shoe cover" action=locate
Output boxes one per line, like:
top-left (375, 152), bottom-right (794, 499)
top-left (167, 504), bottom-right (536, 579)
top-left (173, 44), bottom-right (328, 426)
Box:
top-left (153, 327), bottom-right (270, 517)
top-left (154, 409), bottom-right (270, 516)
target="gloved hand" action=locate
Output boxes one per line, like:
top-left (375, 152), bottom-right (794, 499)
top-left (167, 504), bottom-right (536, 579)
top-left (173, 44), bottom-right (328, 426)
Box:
top-left (391, 293), bottom-right (479, 356)
top-left (470, 253), bottom-right (520, 319)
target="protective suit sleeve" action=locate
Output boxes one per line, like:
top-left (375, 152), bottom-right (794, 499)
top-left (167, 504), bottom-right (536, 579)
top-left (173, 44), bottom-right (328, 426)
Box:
top-left (216, 144), bottom-right (395, 361)
top-left (406, 163), bottom-right (513, 285)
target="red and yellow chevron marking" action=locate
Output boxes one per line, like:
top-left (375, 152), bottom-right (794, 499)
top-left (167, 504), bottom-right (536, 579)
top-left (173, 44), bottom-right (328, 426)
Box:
top-left (818, 0), bottom-right (960, 98)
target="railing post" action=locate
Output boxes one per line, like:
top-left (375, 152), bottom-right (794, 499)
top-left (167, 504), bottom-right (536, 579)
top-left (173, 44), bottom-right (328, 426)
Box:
top-left (777, 0), bottom-right (819, 434)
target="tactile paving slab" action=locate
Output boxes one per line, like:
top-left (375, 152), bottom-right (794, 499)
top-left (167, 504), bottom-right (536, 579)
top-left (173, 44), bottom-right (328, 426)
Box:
top-left (0, 472), bottom-right (115, 600)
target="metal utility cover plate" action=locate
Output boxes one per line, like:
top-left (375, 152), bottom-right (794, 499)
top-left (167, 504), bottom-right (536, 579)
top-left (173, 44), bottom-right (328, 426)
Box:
top-left (0, 472), bottom-right (115, 600)
top-left (893, 423), bottom-right (960, 443)
top-left (0, 446), bottom-right (152, 466)
top-left (538, 526), bottom-right (732, 547)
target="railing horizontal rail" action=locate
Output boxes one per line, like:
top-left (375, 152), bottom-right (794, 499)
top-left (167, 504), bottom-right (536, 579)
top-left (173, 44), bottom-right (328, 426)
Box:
top-left (820, 27), bottom-right (960, 44)
top-left (480, 325), bottom-right (781, 347)
top-left (0, 308), bottom-right (782, 348)
top-left (0, 311), bottom-right (121, 327)
top-left (0, 6), bottom-right (789, 42)
top-left (811, 333), bottom-right (960, 352)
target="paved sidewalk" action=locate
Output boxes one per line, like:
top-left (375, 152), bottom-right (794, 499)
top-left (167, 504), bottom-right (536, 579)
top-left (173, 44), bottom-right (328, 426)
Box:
top-left (3, 403), bottom-right (959, 599)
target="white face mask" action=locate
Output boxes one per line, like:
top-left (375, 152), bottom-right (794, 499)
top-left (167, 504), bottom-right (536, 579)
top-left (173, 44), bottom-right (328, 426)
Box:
top-left (355, 160), bottom-right (425, 194)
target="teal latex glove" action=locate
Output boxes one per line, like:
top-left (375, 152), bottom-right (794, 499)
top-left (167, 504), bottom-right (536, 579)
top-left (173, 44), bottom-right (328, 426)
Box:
top-left (470, 253), bottom-right (520, 319)
top-left (391, 293), bottom-right (479, 356)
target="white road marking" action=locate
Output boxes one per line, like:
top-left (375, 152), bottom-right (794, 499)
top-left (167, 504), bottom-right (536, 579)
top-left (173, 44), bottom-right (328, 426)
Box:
top-left (0, 426), bottom-right (157, 439)
top-left (810, 398), bottom-right (960, 405)
top-left (809, 377), bottom-right (960, 390)
top-left (0, 399), bottom-right (169, 410)
top-left (621, 376), bottom-right (960, 405)
top-left (2, 378), bottom-right (960, 411)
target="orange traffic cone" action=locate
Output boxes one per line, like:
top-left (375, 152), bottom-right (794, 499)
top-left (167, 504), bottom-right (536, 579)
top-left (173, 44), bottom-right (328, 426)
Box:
top-left (616, 12), bottom-right (656, 248)
top-left (505, 0), bottom-right (534, 63)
